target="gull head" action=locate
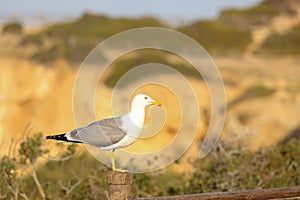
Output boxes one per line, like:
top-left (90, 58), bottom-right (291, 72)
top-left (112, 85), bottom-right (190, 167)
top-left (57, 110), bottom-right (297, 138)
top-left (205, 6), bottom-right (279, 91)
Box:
top-left (131, 94), bottom-right (161, 109)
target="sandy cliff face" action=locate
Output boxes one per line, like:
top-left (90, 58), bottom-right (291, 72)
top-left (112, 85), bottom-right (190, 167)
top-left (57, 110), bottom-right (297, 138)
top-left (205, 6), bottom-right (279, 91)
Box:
top-left (216, 56), bottom-right (300, 148)
top-left (0, 53), bottom-right (299, 161)
top-left (0, 58), bottom-right (75, 153)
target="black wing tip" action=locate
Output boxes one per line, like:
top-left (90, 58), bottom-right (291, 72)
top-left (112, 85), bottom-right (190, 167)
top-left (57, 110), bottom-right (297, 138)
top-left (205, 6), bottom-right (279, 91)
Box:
top-left (45, 133), bottom-right (67, 141)
top-left (46, 135), bottom-right (52, 140)
top-left (46, 133), bottom-right (83, 143)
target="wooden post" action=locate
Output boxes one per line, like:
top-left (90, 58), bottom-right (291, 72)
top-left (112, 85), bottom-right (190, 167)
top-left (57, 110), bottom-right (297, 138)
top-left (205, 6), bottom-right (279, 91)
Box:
top-left (107, 171), bottom-right (133, 200)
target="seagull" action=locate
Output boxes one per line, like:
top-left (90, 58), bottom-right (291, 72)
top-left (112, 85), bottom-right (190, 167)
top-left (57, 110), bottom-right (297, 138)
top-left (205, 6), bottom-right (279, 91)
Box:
top-left (46, 94), bottom-right (161, 172)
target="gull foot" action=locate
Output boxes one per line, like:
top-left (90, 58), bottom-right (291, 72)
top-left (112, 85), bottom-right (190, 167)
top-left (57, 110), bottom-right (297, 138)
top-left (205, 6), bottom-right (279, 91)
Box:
top-left (112, 167), bottom-right (128, 173)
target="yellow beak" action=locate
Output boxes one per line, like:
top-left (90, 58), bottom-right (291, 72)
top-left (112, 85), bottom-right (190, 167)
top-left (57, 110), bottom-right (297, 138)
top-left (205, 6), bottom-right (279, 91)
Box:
top-left (151, 101), bottom-right (162, 106)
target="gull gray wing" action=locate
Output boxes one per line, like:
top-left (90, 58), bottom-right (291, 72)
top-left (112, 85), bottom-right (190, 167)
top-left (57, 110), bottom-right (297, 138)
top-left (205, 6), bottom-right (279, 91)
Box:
top-left (67, 116), bottom-right (127, 147)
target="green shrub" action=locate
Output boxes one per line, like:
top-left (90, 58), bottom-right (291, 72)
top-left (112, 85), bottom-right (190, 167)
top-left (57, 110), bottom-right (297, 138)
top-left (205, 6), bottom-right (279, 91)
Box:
top-left (221, 2), bottom-right (280, 18)
top-left (187, 139), bottom-right (300, 193)
top-left (219, 0), bottom-right (281, 29)
top-left (22, 13), bottom-right (167, 63)
top-left (177, 20), bottom-right (251, 54)
top-left (104, 49), bottom-right (201, 88)
top-left (18, 132), bottom-right (47, 163)
top-left (2, 22), bottom-right (23, 34)
top-left (0, 156), bottom-right (17, 198)
top-left (258, 24), bottom-right (300, 55)
top-left (246, 84), bottom-right (276, 98)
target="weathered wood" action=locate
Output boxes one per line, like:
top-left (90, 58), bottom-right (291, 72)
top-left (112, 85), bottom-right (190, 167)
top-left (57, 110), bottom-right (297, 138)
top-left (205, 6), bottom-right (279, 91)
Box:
top-left (133, 186), bottom-right (300, 200)
top-left (105, 171), bottom-right (300, 200)
top-left (107, 171), bottom-right (133, 200)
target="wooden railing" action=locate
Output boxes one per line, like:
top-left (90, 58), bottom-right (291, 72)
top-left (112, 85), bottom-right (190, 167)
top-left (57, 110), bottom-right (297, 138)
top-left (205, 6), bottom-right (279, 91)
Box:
top-left (107, 171), bottom-right (300, 200)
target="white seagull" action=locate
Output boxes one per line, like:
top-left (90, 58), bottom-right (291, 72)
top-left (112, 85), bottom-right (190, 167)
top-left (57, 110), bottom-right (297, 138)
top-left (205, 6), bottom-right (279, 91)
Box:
top-left (46, 94), bottom-right (161, 172)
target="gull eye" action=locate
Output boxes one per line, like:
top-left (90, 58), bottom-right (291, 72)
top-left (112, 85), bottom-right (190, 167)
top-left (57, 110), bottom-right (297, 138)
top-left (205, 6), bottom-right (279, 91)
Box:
top-left (144, 96), bottom-right (148, 100)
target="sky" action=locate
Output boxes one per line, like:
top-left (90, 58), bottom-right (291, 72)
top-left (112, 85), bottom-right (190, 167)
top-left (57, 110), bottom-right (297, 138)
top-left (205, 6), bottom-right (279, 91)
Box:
top-left (0, 0), bottom-right (261, 26)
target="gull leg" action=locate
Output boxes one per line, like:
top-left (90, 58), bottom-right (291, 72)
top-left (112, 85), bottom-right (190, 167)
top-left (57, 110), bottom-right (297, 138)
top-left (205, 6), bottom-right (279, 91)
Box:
top-left (110, 151), bottom-right (116, 170)
top-left (110, 150), bottom-right (127, 172)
